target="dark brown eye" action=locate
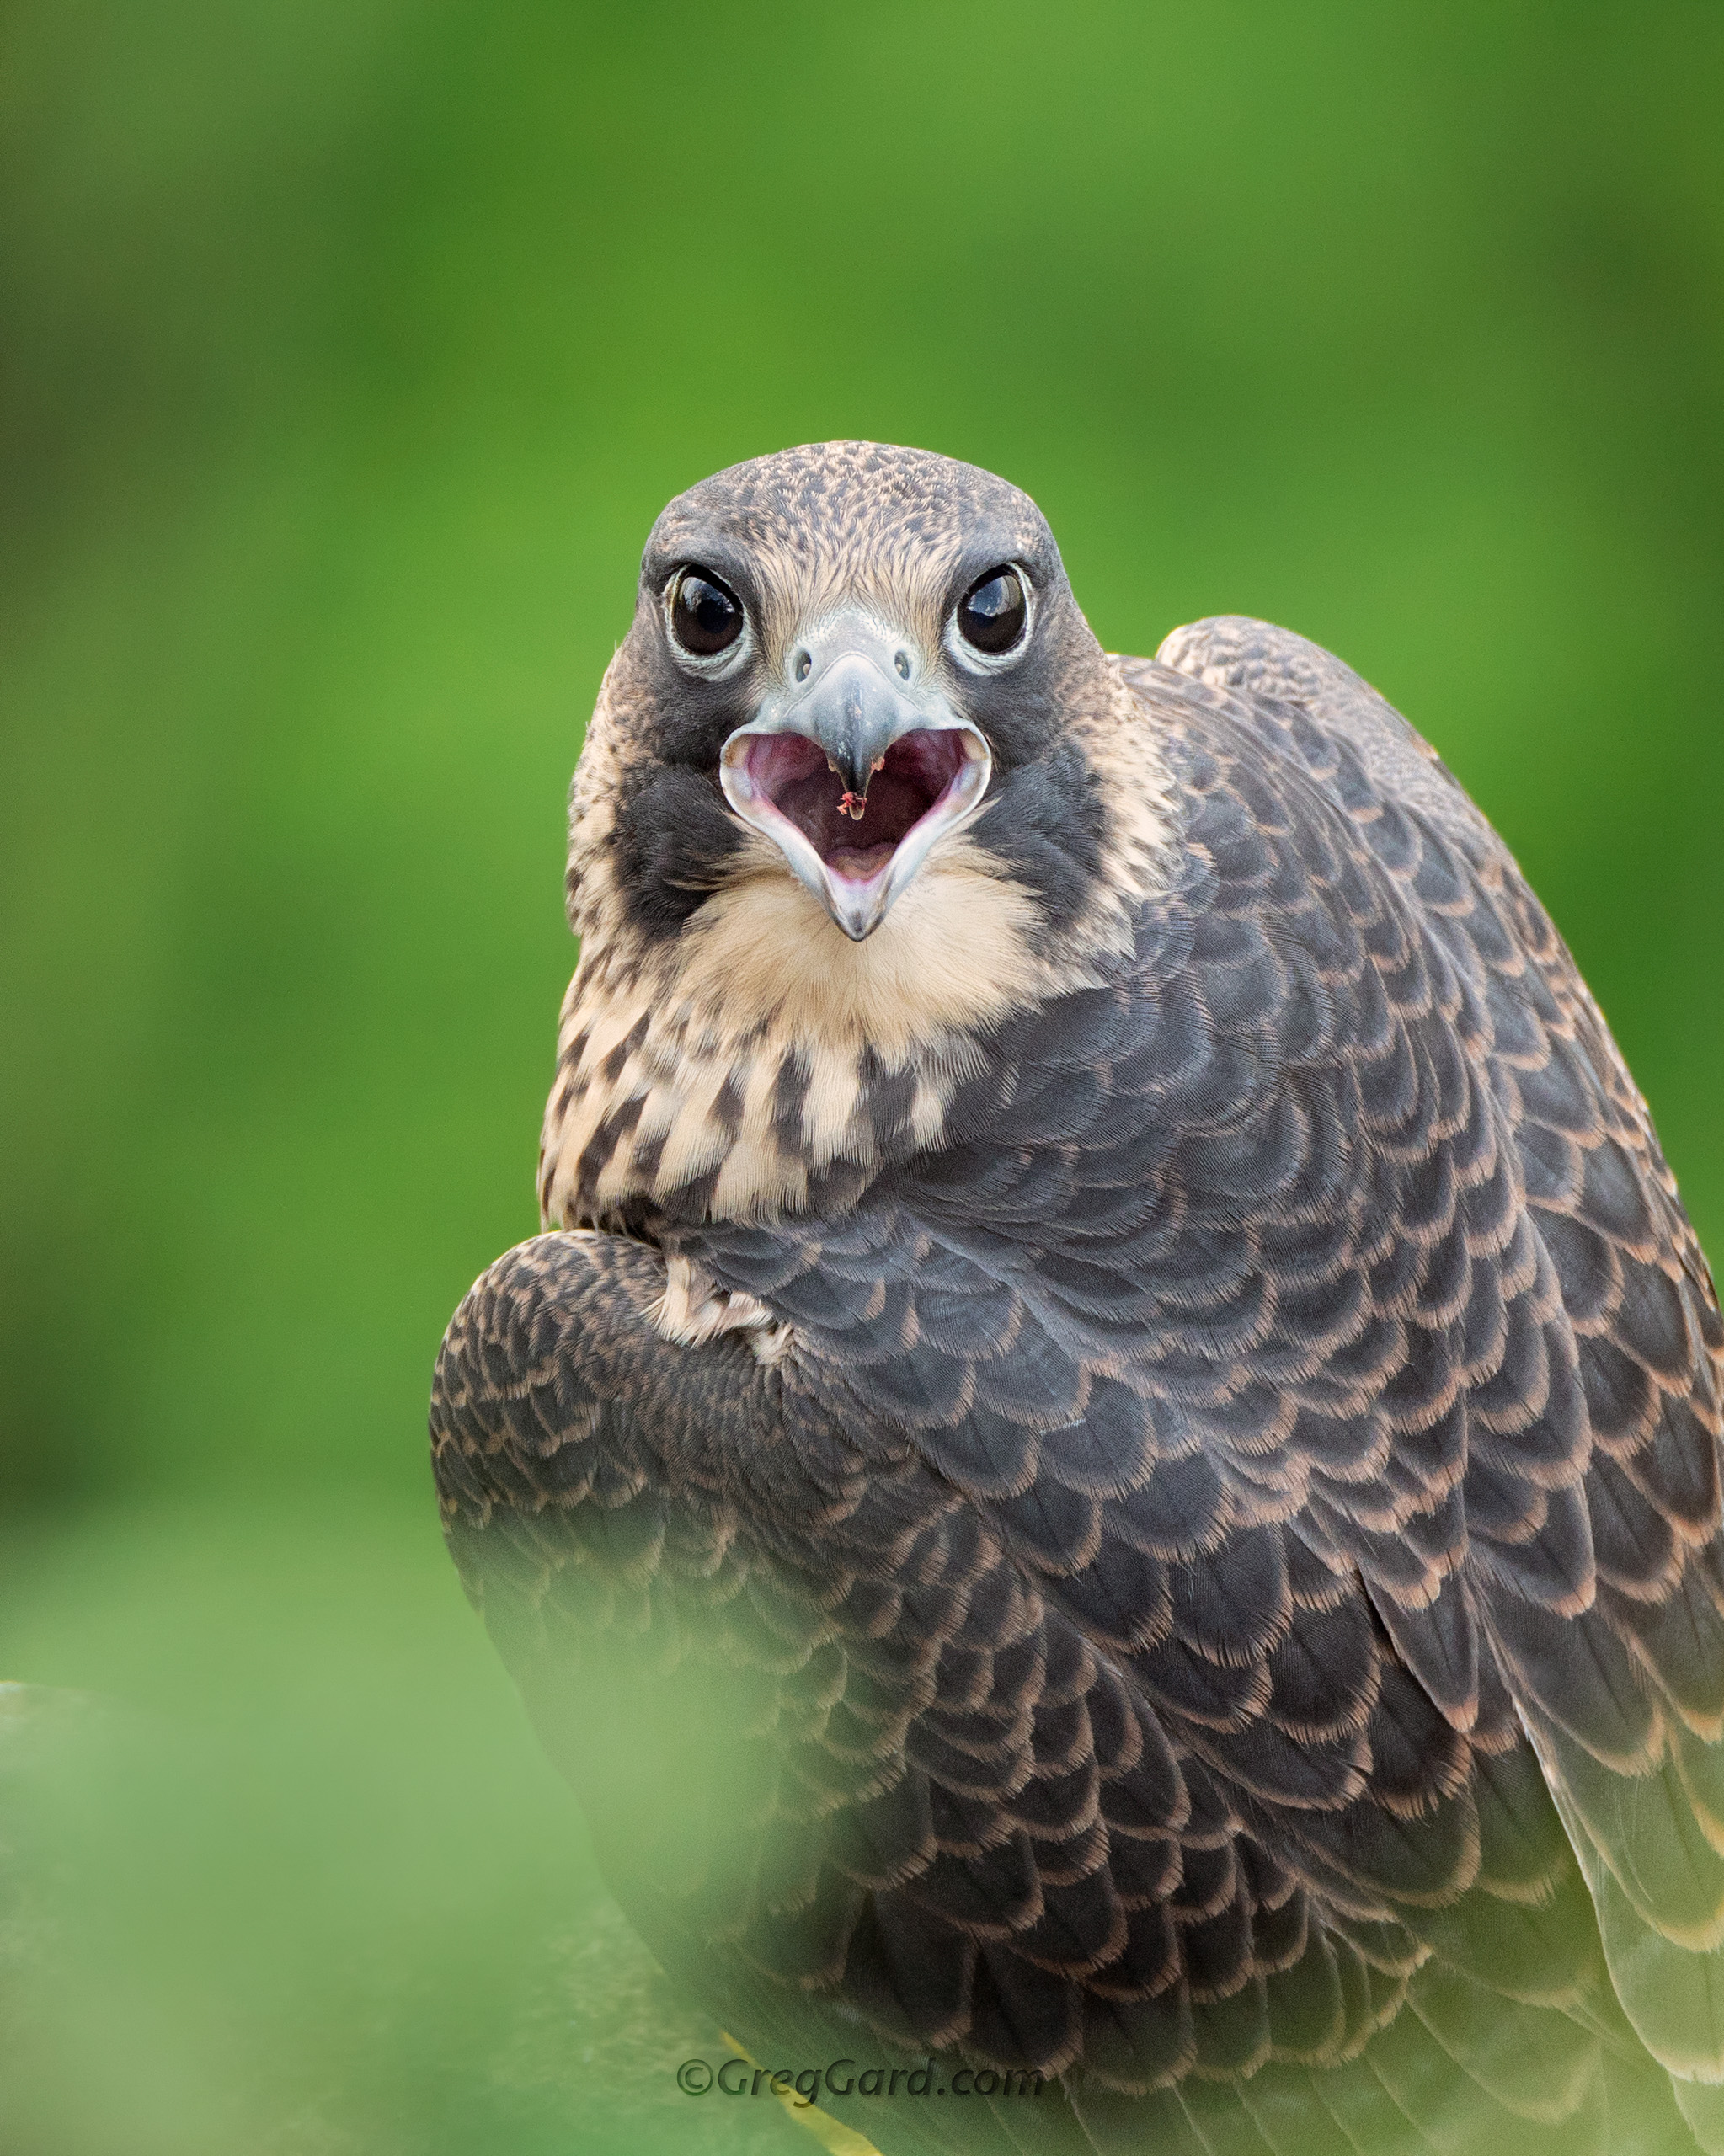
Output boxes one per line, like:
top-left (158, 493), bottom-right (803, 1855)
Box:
top-left (669, 569), bottom-right (744, 657)
top-left (956, 566), bottom-right (1027, 655)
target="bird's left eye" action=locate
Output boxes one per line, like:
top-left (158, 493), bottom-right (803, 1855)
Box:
top-left (956, 566), bottom-right (1028, 655)
top-left (668, 569), bottom-right (745, 657)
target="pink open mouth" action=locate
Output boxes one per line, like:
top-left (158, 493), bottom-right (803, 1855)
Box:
top-left (735, 728), bottom-right (973, 883)
top-left (720, 713), bottom-right (990, 939)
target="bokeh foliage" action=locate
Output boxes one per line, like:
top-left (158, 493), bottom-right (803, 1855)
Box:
top-left (0, 3), bottom-right (1719, 2149)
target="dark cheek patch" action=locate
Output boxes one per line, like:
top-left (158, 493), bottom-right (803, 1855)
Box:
top-left (972, 749), bottom-right (1108, 937)
top-left (610, 765), bottom-right (745, 938)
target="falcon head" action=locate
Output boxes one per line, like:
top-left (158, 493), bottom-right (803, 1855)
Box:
top-left (574, 442), bottom-right (1161, 953)
top-left (542, 444), bottom-right (1170, 1229)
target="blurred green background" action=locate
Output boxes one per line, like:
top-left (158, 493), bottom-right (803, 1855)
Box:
top-left (0, 3), bottom-right (1719, 2150)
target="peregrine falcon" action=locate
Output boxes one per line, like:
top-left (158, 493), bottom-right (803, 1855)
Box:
top-left (431, 443), bottom-right (1724, 2154)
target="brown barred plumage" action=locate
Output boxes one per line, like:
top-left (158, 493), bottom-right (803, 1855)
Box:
top-left (433, 446), bottom-right (1724, 2155)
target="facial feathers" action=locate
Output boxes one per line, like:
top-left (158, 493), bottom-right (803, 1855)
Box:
top-left (540, 443), bottom-right (1172, 1230)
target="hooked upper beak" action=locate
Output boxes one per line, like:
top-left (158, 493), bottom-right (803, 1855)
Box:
top-left (718, 614), bottom-right (991, 941)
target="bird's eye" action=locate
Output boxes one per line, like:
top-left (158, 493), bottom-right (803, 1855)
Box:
top-left (956, 566), bottom-right (1028, 655)
top-left (668, 569), bottom-right (744, 657)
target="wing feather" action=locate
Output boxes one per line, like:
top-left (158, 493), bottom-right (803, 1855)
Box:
top-left (435, 616), bottom-right (1723, 2151)
top-left (1148, 619), bottom-right (1724, 2090)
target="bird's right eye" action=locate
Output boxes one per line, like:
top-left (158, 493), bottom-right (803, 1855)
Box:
top-left (668, 569), bottom-right (744, 657)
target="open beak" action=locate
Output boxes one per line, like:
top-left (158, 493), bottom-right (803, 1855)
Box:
top-left (718, 613), bottom-right (992, 940)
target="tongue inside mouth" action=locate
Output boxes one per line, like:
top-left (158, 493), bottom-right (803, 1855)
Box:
top-left (738, 728), bottom-right (971, 882)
